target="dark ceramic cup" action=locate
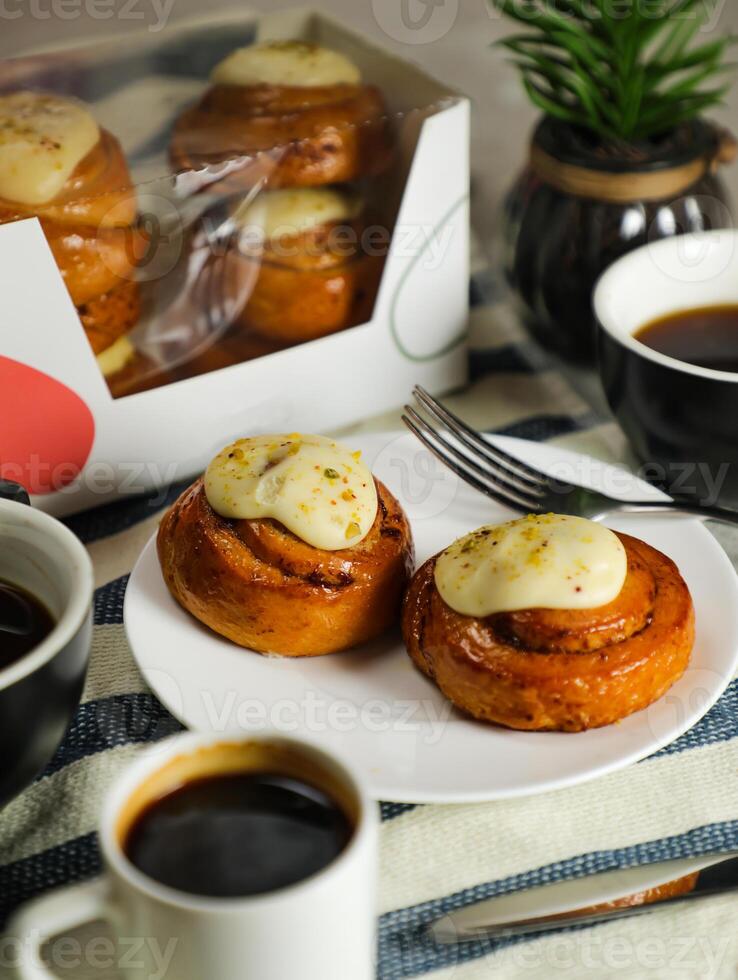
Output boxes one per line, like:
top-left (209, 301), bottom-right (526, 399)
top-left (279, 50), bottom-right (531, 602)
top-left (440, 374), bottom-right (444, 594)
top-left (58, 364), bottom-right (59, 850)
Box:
top-left (595, 230), bottom-right (738, 507)
top-left (0, 487), bottom-right (93, 805)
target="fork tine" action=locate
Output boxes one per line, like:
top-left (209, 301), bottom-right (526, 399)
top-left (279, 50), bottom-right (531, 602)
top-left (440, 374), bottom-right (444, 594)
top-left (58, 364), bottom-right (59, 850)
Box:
top-left (413, 386), bottom-right (553, 490)
top-left (402, 412), bottom-right (544, 516)
top-left (404, 407), bottom-right (543, 510)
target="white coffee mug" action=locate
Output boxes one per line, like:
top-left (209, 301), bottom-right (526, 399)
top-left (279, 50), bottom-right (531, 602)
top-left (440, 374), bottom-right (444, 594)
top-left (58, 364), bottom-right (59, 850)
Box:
top-left (9, 731), bottom-right (378, 980)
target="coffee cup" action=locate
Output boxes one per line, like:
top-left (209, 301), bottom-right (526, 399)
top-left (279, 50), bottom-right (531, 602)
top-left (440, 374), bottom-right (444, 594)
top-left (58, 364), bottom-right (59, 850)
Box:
top-left (0, 483), bottom-right (93, 805)
top-left (9, 731), bottom-right (378, 980)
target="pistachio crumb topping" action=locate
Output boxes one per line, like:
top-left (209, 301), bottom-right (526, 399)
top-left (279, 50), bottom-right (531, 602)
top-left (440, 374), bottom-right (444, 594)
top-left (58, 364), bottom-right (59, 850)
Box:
top-left (204, 433), bottom-right (378, 552)
top-left (434, 514), bottom-right (627, 617)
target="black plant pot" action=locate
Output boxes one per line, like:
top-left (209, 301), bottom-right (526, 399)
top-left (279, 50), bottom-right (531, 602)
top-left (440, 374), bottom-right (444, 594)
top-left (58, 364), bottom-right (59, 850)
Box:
top-left (502, 117), bottom-right (734, 364)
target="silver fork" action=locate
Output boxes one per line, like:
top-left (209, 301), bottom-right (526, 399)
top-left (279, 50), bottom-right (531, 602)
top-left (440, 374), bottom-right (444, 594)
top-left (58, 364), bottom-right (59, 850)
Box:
top-left (402, 386), bottom-right (738, 527)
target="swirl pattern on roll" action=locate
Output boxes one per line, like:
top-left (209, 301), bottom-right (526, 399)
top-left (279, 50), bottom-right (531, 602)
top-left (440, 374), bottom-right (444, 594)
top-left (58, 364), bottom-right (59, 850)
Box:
top-left (170, 82), bottom-right (393, 189)
top-left (158, 478), bottom-right (414, 657)
top-left (402, 533), bottom-right (695, 732)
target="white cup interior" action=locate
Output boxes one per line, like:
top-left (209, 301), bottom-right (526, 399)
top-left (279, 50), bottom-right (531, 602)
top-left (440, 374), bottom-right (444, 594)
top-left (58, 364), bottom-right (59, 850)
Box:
top-left (594, 229), bottom-right (738, 382)
top-left (0, 517), bottom-right (69, 620)
top-left (0, 498), bottom-right (93, 688)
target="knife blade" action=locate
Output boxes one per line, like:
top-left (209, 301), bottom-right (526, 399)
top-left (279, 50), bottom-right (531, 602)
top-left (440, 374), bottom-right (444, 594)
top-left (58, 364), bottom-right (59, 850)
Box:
top-left (428, 852), bottom-right (738, 944)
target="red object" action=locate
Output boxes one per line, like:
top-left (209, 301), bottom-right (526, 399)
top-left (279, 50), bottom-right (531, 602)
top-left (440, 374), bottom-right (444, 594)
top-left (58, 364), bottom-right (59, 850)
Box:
top-left (0, 357), bottom-right (95, 495)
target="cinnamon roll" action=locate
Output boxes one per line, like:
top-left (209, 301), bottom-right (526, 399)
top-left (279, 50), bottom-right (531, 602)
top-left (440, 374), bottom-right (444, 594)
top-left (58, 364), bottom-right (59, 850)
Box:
top-left (229, 186), bottom-right (383, 343)
top-left (170, 41), bottom-right (393, 190)
top-left (158, 434), bottom-right (414, 656)
top-left (0, 91), bottom-right (141, 377)
top-left (402, 515), bottom-right (695, 732)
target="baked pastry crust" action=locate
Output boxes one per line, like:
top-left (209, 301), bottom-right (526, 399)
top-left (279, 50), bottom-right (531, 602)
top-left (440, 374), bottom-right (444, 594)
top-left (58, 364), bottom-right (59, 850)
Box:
top-left (0, 129), bottom-right (139, 304)
top-left (233, 218), bottom-right (383, 343)
top-left (170, 83), bottom-right (393, 189)
top-left (0, 128), bottom-right (140, 358)
top-left (77, 279), bottom-right (141, 355)
top-left (402, 532), bottom-right (694, 732)
top-left (43, 220), bottom-right (143, 307)
top-left (158, 477), bottom-right (414, 656)
top-left (0, 129), bottom-right (137, 229)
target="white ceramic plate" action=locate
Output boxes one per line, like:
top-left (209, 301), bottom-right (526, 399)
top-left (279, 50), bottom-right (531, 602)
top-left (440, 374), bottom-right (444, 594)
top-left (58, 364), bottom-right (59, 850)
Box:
top-left (125, 432), bottom-right (738, 803)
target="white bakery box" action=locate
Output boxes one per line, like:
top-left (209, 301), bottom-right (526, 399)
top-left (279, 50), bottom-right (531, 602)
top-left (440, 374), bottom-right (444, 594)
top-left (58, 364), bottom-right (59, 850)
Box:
top-left (0, 7), bottom-right (470, 517)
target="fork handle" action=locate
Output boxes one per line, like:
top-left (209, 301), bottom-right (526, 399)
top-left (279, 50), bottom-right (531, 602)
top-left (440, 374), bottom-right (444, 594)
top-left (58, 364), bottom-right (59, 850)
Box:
top-left (618, 501), bottom-right (738, 527)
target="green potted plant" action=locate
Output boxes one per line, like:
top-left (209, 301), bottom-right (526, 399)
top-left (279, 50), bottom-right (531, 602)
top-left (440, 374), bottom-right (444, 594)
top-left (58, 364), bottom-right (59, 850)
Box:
top-left (493, 0), bottom-right (736, 361)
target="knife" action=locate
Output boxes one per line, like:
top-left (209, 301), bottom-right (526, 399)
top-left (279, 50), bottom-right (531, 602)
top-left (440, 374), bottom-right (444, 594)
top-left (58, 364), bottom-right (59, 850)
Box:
top-left (428, 852), bottom-right (738, 944)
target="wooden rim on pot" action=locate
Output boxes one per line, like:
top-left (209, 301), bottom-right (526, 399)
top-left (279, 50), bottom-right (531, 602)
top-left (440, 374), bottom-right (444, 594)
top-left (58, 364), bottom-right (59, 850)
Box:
top-left (530, 127), bottom-right (737, 204)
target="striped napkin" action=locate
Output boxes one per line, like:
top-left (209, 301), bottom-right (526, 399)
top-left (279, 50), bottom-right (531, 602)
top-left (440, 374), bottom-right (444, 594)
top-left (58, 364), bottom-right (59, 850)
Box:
top-left (1, 245), bottom-right (737, 980)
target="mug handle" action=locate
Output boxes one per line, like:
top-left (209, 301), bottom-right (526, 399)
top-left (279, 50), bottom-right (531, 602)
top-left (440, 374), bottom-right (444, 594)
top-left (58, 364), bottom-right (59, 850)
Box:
top-left (8, 878), bottom-right (113, 978)
top-left (0, 479), bottom-right (30, 506)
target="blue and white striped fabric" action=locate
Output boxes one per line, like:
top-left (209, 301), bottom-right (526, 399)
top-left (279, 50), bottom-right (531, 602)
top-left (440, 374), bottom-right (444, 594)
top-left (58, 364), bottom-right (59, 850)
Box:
top-left (2, 256), bottom-right (738, 980)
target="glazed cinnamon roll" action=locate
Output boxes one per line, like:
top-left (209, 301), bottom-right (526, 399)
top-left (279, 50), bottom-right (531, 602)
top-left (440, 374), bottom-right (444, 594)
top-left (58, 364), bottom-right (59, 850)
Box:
top-left (170, 41), bottom-right (393, 190)
top-left (0, 92), bottom-right (141, 376)
top-left (402, 515), bottom-right (695, 732)
top-left (229, 187), bottom-right (383, 343)
top-left (158, 434), bottom-right (414, 656)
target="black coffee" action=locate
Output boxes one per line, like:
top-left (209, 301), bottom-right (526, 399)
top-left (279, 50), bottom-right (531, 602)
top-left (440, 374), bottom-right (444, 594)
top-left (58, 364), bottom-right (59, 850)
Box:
top-left (123, 771), bottom-right (352, 898)
top-left (0, 579), bottom-right (55, 669)
top-left (636, 304), bottom-right (738, 373)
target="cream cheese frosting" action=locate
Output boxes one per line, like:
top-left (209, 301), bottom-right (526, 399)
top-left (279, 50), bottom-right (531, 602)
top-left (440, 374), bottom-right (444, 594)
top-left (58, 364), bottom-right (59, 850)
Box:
top-left (211, 41), bottom-right (361, 88)
top-left (235, 187), bottom-right (361, 242)
top-left (204, 434), bottom-right (378, 551)
top-left (434, 514), bottom-right (627, 617)
top-left (0, 92), bottom-right (100, 206)
top-left (96, 335), bottom-right (135, 378)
